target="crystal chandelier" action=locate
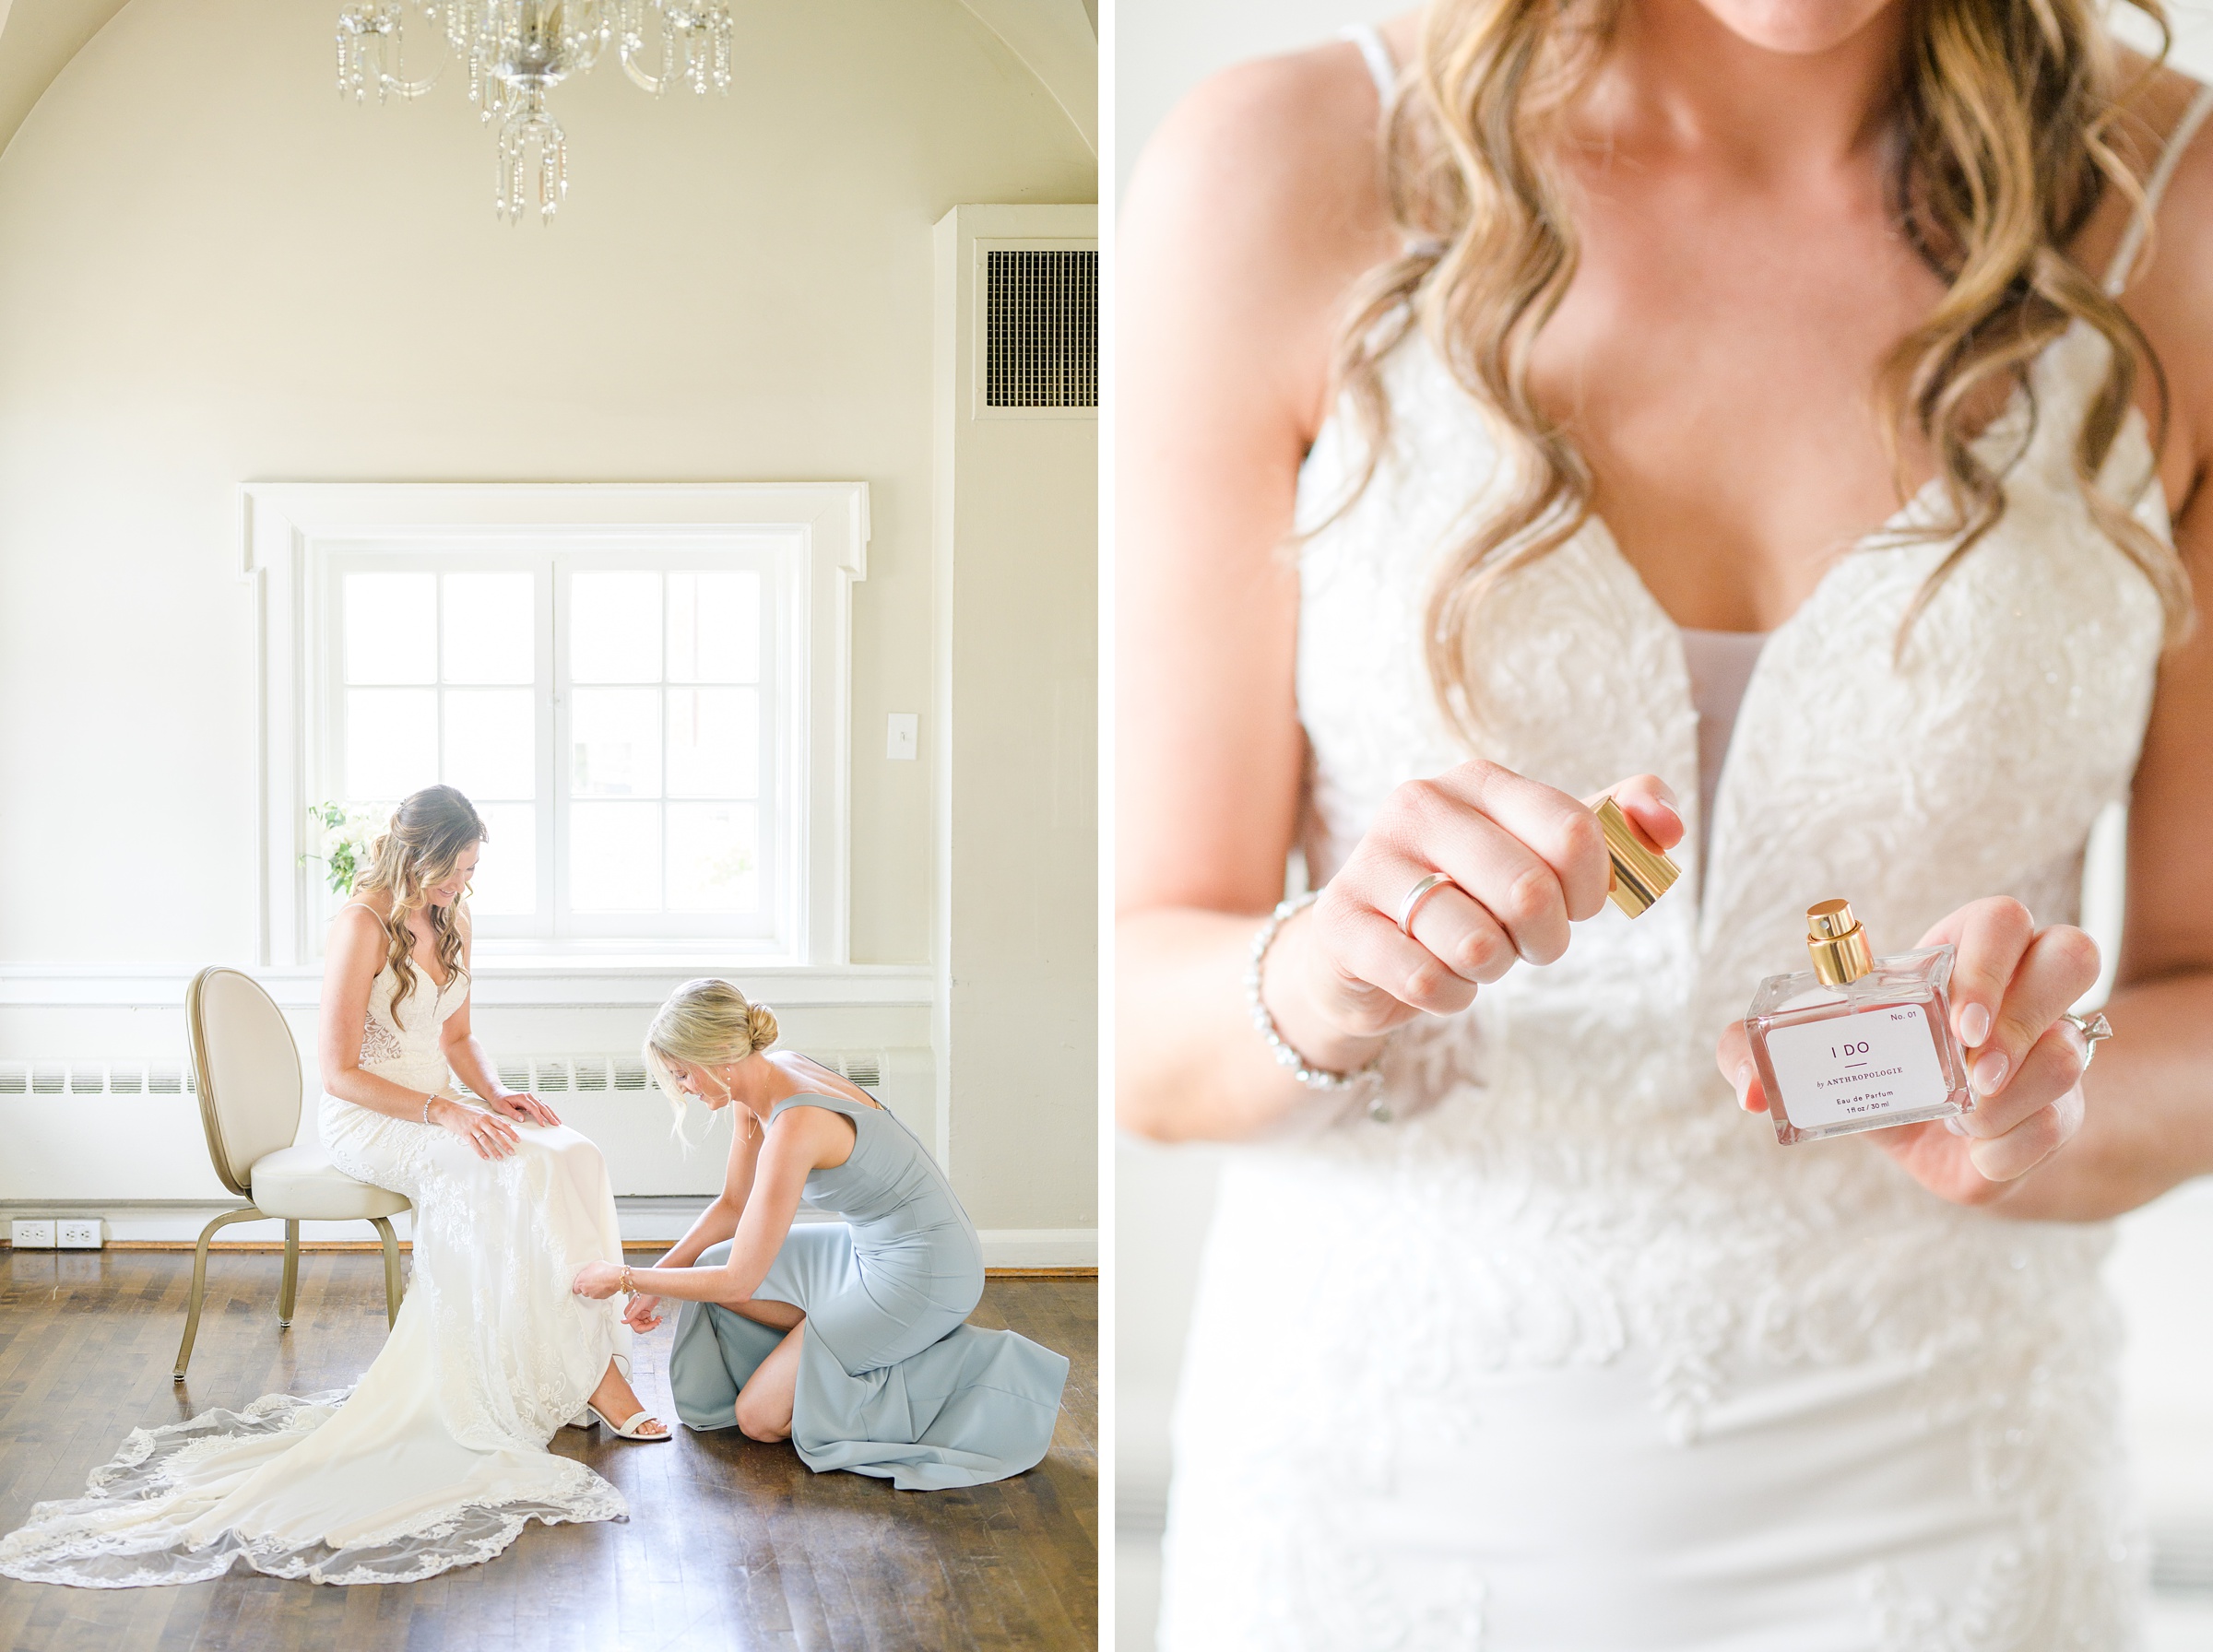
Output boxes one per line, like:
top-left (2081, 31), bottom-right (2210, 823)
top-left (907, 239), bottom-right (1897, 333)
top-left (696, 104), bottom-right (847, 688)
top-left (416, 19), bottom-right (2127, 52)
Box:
top-left (336, 1), bottom-right (734, 221)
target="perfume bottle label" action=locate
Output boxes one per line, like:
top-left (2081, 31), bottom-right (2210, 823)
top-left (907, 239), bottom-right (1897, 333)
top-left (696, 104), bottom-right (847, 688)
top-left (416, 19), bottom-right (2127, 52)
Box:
top-left (1764, 1003), bottom-right (1950, 1129)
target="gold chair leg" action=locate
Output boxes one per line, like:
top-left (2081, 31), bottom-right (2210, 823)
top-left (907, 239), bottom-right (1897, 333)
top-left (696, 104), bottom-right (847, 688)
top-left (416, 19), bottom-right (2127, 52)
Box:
top-left (278, 1220), bottom-right (300, 1328)
top-left (173, 1206), bottom-right (266, 1381)
top-left (371, 1216), bottom-right (404, 1328)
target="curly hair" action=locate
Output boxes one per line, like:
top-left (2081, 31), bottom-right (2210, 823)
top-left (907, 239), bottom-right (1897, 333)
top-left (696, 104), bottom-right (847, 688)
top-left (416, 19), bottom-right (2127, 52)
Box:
top-left (1329, 0), bottom-right (2191, 744)
top-left (352, 785), bottom-right (484, 1025)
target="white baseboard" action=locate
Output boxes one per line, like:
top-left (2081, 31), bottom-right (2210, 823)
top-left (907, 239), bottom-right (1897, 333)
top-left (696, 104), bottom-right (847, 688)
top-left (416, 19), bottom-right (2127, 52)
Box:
top-left (0, 1200), bottom-right (1098, 1270)
top-left (977, 1228), bottom-right (1097, 1268)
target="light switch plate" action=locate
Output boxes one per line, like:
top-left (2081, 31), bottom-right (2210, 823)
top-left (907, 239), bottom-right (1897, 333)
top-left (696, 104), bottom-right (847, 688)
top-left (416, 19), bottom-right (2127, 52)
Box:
top-left (56, 1220), bottom-right (101, 1250)
top-left (10, 1220), bottom-right (55, 1249)
top-left (886, 713), bottom-right (918, 761)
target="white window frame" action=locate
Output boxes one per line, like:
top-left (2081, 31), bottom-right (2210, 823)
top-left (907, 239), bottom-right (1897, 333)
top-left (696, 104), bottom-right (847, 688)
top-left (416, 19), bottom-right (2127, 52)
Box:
top-left (245, 483), bottom-right (867, 969)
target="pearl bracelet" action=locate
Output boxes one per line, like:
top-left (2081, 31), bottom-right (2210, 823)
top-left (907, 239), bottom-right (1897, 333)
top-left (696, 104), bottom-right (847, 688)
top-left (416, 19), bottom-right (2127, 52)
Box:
top-left (1246, 892), bottom-right (1392, 1122)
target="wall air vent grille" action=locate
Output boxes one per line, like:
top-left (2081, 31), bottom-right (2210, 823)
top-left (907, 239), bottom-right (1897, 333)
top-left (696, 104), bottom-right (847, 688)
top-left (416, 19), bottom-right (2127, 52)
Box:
top-left (0, 1062), bottom-right (194, 1097)
top-left (984, 249), bottom-right (1097, 410)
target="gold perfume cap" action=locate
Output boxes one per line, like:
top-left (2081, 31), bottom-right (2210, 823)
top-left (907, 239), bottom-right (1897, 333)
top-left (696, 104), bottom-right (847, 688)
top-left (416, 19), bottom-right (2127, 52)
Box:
top-left (1597, 796), bottom-right (1680, 919)
top-left (1805, 898), bottom-right (1875, 985)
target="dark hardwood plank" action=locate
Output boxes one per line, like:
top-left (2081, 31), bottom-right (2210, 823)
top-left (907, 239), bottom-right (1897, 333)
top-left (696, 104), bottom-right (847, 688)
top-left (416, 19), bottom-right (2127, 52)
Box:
top-left (0, 1250), bottom-right (1096, 1651)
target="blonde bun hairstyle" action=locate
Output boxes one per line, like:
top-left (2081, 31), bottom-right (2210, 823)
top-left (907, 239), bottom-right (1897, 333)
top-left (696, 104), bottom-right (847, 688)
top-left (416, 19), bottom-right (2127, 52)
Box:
top-left (644, 978), bottom-right (779, 1139)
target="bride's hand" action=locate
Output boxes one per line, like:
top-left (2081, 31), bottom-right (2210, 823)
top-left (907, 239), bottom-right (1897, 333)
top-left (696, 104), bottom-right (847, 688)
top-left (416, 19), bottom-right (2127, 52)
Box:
top-left (1266, 762), bottom-right (1684, 1072)
top-left (430, 1097), bottom-right (520, 1160)
top-left (489, 1090), bottom-right (562, 1128)
top-left (573, 1262), bottom-right (625, 1300)
top-left (1718, 897), bottom-right (2101, 1206)
top-left (622, 1293), bottom-right (664, 1332)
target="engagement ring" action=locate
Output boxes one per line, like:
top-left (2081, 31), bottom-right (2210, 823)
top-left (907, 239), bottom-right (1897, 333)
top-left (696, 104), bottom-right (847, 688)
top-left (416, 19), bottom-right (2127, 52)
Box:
top-left (2062, 1010), bottom-right (2112, 1064)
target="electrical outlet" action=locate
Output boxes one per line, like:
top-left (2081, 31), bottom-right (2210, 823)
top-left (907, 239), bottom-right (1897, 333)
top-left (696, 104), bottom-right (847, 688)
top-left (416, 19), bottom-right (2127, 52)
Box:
top-left (9, 1220), bottom-right (54, 1249)
top-left (56, 1220), bottom-right (101, 1250)
top-left (885, 713), bottom-right (918, 761)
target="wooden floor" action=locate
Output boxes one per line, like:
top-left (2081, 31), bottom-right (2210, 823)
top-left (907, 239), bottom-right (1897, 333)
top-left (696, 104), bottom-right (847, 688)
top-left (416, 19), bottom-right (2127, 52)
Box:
top-left (0, 1248), bottom-right (1095, 1652)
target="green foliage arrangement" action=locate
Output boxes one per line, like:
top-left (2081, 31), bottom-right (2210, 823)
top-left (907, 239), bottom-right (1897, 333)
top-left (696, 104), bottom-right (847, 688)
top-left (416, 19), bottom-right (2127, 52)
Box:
top-left (304, 802), bottom-right (381, 896)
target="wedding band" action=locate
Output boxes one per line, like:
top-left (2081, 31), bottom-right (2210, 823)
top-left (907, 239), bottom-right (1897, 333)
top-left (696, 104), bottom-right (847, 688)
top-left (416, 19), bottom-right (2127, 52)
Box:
top-left (1398, 872), bottom-right (1457, 936)
top-left (2063, 1010), bottom-right (2112, 1063)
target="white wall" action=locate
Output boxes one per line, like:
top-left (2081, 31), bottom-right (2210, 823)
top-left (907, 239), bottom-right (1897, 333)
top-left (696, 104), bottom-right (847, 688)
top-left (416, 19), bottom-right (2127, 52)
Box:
top-left (934, 206), bottom-right (1100, 1238)
top-left (1114, 3), bottom-right (2213, 1645)
top-left (0, 0), bottom-right (1096, 1248)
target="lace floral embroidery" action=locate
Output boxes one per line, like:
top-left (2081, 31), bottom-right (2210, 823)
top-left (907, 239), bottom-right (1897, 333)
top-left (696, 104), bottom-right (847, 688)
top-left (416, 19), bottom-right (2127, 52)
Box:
top-left (1157, 320), bottom-right (2164, 1648)
top-left (359, 1013), bottom-right (403, 1066)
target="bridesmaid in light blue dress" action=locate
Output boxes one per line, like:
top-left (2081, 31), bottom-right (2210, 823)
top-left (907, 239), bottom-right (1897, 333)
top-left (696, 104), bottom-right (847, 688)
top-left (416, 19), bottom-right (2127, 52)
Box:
top-left (571, 978), bottom-right (1068, 1490)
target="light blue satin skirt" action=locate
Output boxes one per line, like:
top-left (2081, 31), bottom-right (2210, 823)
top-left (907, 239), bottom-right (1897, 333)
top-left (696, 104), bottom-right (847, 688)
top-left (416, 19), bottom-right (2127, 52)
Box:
top-left (668, 1230), bottom-right (1069, 1491)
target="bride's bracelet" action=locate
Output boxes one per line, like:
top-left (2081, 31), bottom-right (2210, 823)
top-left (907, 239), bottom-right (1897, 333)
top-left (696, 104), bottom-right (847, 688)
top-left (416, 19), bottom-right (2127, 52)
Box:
top-left (1247, 893), bottom-right (1392, 1122)
top-left (420, 1094), bottom-right (433, 1126)
top-left (620, 1264), bottom-right (636, 1297)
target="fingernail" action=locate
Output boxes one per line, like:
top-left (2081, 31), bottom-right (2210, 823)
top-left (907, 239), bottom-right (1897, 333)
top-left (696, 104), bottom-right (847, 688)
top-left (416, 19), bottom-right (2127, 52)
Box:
top-left (1653, 797), bottom-right (1685, 833)
top-left (1734, 1062), bottom-right (1753, 1110)
top-left (1959, 1003), bottom-right (1991, 1046)
top-left (1971, 1051), bottom-right (2008, 1095)
top-left (1945, 1114), bottom-right (1970, 1136)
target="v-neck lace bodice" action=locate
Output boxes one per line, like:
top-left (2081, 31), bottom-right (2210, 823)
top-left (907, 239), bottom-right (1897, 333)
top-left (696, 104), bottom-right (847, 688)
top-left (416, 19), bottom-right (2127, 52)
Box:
top-left (1160, 53), bottom-right (2191, 1646)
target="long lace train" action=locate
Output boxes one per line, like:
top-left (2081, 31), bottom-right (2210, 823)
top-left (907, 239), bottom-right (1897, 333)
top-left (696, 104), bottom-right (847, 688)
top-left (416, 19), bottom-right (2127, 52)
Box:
top-left (0, 1391), bottom-right (622, 1588)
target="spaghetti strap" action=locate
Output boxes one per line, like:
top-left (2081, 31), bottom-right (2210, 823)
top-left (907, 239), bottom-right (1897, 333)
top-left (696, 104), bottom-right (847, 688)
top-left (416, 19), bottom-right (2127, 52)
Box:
top-left (1340, 22), bottom-right (1398, 108)
top-left (2104, 81), bottom-right (2213, 294)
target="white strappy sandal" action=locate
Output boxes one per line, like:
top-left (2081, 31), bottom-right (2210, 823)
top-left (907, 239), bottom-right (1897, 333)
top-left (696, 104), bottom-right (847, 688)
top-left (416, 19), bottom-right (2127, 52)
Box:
top-left (566, 1402), bottom-right (672, 1440)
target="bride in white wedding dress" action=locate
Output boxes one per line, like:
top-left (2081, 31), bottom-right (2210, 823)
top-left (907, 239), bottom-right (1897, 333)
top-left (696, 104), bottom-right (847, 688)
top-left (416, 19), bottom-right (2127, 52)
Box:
top-left (0, 785), bottom-right (666, 1588)
top-left (1122, 1), bottom-right (2213, 1646)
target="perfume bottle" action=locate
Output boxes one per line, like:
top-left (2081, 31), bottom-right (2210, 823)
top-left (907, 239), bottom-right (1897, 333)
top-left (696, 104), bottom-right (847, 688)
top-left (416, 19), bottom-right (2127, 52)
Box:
top-left (1745, 898), bottom-right (1971, 1145)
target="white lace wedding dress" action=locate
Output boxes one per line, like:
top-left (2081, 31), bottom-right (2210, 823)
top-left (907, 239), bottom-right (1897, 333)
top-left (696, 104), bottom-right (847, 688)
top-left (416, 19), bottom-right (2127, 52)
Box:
top-left (0, 957), bottom-right (633, 1587)
top-left (1154, 43), bottom-right (2211, 1650)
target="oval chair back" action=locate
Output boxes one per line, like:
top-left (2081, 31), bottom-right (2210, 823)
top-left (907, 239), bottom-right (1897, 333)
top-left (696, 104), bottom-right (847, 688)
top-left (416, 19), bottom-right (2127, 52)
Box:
top-left (185, 966), bottom-right (302, 1196)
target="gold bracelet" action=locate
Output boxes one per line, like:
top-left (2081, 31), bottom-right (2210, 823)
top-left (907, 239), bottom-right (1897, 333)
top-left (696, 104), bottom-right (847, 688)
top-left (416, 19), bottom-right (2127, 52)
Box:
top-left (620, 1263), bottom-right (635, 1296)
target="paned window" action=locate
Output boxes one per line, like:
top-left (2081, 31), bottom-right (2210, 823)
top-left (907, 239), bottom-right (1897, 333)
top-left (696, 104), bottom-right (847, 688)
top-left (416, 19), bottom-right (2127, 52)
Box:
top-left (247, 483), bottom-right (864, 971)
top-left (323, 550), bottom-right (786, 944)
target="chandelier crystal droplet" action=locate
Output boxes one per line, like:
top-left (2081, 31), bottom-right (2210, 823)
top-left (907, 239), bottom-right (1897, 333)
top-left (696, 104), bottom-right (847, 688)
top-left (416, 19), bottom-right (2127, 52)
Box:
top-left (336, 0), bottom-right (735, 222)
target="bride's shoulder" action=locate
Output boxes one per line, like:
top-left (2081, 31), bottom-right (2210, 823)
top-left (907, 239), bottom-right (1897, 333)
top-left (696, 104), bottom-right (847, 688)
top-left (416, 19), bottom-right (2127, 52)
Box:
top-left (1123, 28), bottom-right (1406, 298)
top-left (326, 894), bottom-right (392, 957)
top-left (334, 890), bottom-right (391, 921)
top-left (2106, 61), bottom-right (2213, 480)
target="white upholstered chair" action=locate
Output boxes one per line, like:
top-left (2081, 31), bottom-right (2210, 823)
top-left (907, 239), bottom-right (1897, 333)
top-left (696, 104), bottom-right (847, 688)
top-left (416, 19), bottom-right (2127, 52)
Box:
top-left (176, 966), bottom-right (410, 1379)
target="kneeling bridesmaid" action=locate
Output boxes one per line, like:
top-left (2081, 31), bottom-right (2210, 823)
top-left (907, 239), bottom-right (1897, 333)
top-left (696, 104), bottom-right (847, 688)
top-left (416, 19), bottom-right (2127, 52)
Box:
top-left (572, 979), bottom-right (1069, 1490)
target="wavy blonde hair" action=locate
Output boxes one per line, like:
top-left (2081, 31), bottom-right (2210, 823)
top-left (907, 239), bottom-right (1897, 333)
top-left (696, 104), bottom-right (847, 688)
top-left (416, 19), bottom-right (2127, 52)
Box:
top-left (644, 978), bottom-right (781, 1141)
top-left (1332, 0), bottom-right (2192, 745)
top-left (353, 785), bottom-right (484, 1026)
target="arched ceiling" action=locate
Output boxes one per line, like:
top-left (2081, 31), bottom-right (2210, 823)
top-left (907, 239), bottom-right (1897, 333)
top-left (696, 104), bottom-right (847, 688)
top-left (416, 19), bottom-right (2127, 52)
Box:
top-left (955, 0), bottom-right (1095, 155)
top-left (0, 0), bottom-right (1095, 164)
top-left (0, 0), bottom-right (134, 162)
